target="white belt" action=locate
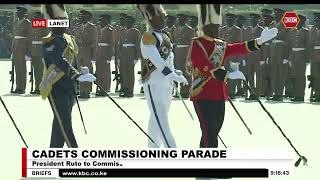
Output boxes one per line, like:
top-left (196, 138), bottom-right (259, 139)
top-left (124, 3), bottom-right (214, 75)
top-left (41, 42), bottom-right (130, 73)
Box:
top-left (273, 39), bottom-right (285, 43)
top-left (292, 48), bottom-right (305, 51)
top-left (122, 44), bottom-right (135, 47)
top-left (314, 46), bottom-right (320, 50)
top-left (14, 36), bottom-right (27, 39)
top-left (176, 45), bottom-right (189, 48)
top-left (98, 43), bottom-right (110, 47)
top-left (32, 41), bottom-right (43, 45)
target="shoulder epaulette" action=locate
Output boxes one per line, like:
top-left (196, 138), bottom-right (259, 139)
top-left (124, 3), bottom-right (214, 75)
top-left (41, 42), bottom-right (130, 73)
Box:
top-left (185, 24), bottom-right (193, 29)
top-left (106, 26), bottom-right (113, 30)
top-left (42, 32), bottom-right (54, 44)
top-left (130, 28), bottom-right (140, 33)
top-left (234, 26), bottom-right (241, 30)
top-left (191, 37), bottom-right (201, 40)
top-left (24, 18), bottom-right (31, 23)
top-left (214, 38), bottom-right (226, 43)
top-left (142, 32), bottom-right (157, 45)
top-left (302, 27), bottom-right (309, 31)
top-left (64, 33), bottom-right (74, 39)
top-left (163, 30), bottom-right (172, 38)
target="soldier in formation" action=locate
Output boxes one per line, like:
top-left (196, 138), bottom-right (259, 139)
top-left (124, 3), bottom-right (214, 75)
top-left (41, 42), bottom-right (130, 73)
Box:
top-left (30, 12), bottom-right (48, 95)
top-left (246, 13), bottom-right (264, 100)
top-left (219, 13), bottom-right (242, 99)
top-left (268, 8), bottom-right (290, 101)
top-left (310, 13), bottom-right (320, 102)
top-left (174, 14), bottom-right (195, 98)
top-left (95, 14), bottom-right (114, 96)
top-left (113, 13), bottom-right (128, 94)
top-left (287, 15), bottom-right (310, 102)
top-left (260, 13), bottom-right (275, 99)
top-left (235, 14), bottom-right (249, 99)
top-left (11, 5), bottom-right (31, 94)
top-left (76, 10), bottom-right (98, 99)
top-left (118, 15), bottom-right (140, 97)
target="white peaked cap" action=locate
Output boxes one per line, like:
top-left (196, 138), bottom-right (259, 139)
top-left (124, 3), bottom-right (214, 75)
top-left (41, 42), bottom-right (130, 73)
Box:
top-left (137, 4), bottom-right (167, 21)
top-left (43, 4), bottom-right (68, 19)
top-left (198, 4), bottom-right (222, 29)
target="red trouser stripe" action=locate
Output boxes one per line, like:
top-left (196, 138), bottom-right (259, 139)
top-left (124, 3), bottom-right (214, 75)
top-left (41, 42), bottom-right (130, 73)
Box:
top-left (22, 148), bottom-right (27, 177)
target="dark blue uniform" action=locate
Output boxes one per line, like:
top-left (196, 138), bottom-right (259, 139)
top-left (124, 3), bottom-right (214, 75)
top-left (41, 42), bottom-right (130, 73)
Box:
top-left (41, 32), bottom-right (80, 148)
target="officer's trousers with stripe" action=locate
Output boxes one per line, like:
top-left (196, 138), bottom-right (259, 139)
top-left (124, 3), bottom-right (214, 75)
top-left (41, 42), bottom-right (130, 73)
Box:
top-left (144, 83), bottom-right (176, 148)
top-left (194, 100), bottom-right (225, 180)
top-left (193, 100), bottom-right (225, 148)
top-left (48, 89), bottom-right (78, 148)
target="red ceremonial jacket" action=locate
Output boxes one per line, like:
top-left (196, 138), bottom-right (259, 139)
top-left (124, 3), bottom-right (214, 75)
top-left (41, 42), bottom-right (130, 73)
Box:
top-left (189, 35), bottom-right (261, 101)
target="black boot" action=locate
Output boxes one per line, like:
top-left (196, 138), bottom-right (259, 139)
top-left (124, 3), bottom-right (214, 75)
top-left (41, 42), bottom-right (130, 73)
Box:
top-left (125, 93), bottom-right (134, 98)
top-left (310, 95), bottom-right (320, 102)
top-left (245, 94), bottom-right (258, 100)
top-left (271, 95), bottom-right (283, 101)
top-left (290, 97), bottom-right (304, 102)
top-left (259, 94), bottom-right (266, 98)
top-left (13, 89), bottom-right (25, 94)
top-left (30, 89), bottom-right (40, 95)
top-left (96, 90), bottom-right (107, 97)
top-left (181, 93), bottom-right (189, 98)
top-left (119, 88), bottom-right (127, 97)
top-left (79, 93), bottom-right (90, 99)
top-left (229, 94), bottom-right (236, 100)
top-left (235, 91), bottom-right (244, 97)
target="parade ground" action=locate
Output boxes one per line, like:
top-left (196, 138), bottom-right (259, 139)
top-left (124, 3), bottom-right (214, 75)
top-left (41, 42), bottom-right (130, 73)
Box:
top-left (0, 59), bottom-right (319, 179)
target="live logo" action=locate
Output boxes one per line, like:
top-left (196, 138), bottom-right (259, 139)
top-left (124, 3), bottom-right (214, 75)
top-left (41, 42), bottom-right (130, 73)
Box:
top-left (31, 19), bottom-right (69, 28)
top-left (32, 19), bottom-right (47, 28)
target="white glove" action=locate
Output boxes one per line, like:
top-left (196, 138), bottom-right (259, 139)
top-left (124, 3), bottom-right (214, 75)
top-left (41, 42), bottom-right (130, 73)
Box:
top-left (230, 62), bottom-right (240, 72)
top-left (260, 61), bottom-right (265, 66)
top-left (256, 27), bottom-right (278, 45)
top-left (80, 66), bottom-right (89, 74)
top-left (77, 73), bottom-right (96, 82)
top-left (228, 70), bottom-right (246, 80)
top-left (134, 59), bottom-right (138, 65)
top-left (25, 55), bottom-right (31, 61)
top-left (171, 73), bottom-right (188, 86)
top-left (283, 59), bottom-right (289, 64)
top-left (242, 60), bottom-right (246, 67)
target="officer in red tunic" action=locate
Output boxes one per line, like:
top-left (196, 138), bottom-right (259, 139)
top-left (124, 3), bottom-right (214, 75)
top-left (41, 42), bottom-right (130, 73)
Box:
top-left (187, 5), bottom-right (278, 153)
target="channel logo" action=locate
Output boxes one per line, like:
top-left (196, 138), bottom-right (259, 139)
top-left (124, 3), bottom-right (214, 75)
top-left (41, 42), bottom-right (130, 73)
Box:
top-left (32, 19), bottom-right (69, 28)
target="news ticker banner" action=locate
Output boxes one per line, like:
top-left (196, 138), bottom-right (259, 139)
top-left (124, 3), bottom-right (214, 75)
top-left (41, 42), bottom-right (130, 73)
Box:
top-left (22, 148), bottom-right (294, 178)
